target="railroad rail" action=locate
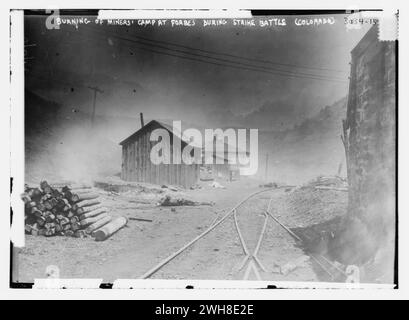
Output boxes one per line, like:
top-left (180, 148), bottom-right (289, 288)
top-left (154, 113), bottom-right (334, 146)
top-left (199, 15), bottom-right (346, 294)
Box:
top-left (140, 188), bottom-right (348, 281)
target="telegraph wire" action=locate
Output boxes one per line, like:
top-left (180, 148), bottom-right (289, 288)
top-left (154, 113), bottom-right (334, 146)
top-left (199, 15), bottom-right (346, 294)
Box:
top-left (28, 26), bottom-right (349, 84)
top-left (85, 25), bottom-right (347, 82)
top-left (106, 29), bottom-right (347, 74)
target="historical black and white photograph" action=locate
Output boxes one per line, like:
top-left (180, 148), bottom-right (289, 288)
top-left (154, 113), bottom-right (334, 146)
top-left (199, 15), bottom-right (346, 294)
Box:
top-left (11, 9), bottom-right (397, 286)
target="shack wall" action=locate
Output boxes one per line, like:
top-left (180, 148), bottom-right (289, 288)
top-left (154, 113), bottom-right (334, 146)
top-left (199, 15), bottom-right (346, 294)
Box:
top-left (121, 125), bottom-right (199, 188)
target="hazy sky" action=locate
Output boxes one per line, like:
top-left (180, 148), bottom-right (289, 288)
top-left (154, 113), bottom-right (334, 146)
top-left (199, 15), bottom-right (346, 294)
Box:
top-left (25, 13), bottom-right (370, 130)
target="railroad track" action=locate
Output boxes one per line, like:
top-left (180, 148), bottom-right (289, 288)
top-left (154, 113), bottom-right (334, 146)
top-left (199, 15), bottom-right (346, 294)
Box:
top-left (140, 188), bottom-right (348, 282)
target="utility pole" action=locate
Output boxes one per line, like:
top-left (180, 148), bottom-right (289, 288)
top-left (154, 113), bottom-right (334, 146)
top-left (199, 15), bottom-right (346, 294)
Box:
top-left (87, 86), bottom-right (103, 126)
top-left (265, 153), bottom-right (269, 181)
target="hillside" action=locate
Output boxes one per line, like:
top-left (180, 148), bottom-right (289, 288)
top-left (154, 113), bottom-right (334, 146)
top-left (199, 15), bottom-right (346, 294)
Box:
top-left (257, 97), bottom-right (348, 185)
top-left (25, 91), bottom-right (122, 184)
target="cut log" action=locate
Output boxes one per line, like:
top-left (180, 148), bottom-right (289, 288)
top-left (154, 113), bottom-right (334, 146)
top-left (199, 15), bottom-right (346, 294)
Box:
top-left (76, 203), bottom-right (103, 215)
top-left (25, 214), bottom-right (36, 225)
top-left (25, 223), bottom-right (38, 233)
top-left (36, 203), bottom-right (45, 211)
top-left (43, 186), bottom-right (53, 194)
top-left (71, 222), bottom-right (81, 231)
top-left (56, 198), bottom-right (67, 209)
top-left (21, 193), bottom-right (31, 204)
top-left (31, 207), bottom-right (42, 215)
top-left (44, 228), bottom-right (55, 237)
top-left (85, 215), bottom-right (112, 234)
top-left (33, 209), bottom-right (44, 218)
top-left (45, 222), bottom-right (55, 229)
top-left (79, 207), bottom-right (107, 221)
top-left (41, 193), bottom-right (52, 201)
top-left (80, 212), bottom-right (109, 227)
top-left (74, 230), bottom-right (87, 238)
top-left (43, 210), bottom-right (52, 217)
top-left (92, 217), bottom-right (127, 241)
top-left (55, 224), bottom-right (62, 233)
top-left (72, 188), bottom-right (94, 194)
top-left (41, 184), bottom-right (52, 194)
top-left (45, 214), bottom-right (56, 223)
top-left (36, 217), bottom-right (46, 226)
top-left (76, 198), bottom-right (100, 208)
top-left (27, 201), bottom-right (36, 208)
top-left (43, 200), bottom-right (53, 210)
top-left (50, 198), bottom-right (58, 207)
top-left (63, 190), bottom-right (74, 202)
top-left (51, 189), bottom-right (62, 198)
top-left (65, 230), bottom-right (74, 237)
top-left (70, 216), bottom-right (79, 224)
top-left (72, 192), bottom-right (99, 202)
top-left (30, 188), bottom-right (42, 201)
top-left (25, 224), bottom-right (32, 233)
top-left (40, 180), bottom-right (50, 190)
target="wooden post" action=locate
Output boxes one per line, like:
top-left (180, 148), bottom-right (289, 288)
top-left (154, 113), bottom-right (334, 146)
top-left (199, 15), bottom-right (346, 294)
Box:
top-left (265, 153), bottom-right (269, 181)
top-left (87, 86), bottom-right (103, 126)
top-left (140, 112), bottom-right (144, 127)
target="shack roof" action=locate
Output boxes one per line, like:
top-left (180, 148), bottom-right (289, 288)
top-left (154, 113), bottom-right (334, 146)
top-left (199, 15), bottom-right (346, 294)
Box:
top-left (120, 120), bottom-right (249, 156)
top-left (119, 120), bottom-right (183, 146)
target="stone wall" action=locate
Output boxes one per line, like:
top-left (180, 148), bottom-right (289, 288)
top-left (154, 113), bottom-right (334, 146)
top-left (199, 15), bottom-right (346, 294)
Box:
top-left (340, 26), bottom-right (396, 275)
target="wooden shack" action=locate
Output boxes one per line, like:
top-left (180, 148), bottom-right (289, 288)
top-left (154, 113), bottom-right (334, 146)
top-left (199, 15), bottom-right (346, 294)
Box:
top-left (119, 120), bottom-right (200, 188)
top-left (205, 139), bottom-right (249, 181)
top-left (209, 155), bottom-right (242, 181)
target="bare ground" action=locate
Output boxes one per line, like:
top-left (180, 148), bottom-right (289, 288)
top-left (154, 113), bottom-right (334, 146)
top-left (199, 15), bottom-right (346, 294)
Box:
top-left (14, 178), bottom-right (346, 283)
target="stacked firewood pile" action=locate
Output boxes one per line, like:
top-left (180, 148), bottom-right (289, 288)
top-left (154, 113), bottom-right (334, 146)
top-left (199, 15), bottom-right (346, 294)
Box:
top-left (22, 181), bottom-right (112, 238)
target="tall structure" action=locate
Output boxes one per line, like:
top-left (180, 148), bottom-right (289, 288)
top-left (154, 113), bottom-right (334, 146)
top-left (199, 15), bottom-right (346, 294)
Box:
top-left (341, 26), bottom-right (396, 278)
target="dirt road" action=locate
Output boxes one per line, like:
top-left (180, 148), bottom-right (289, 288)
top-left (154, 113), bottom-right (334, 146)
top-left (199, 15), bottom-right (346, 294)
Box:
top-left (15, 179), bottom-right (323, 283)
